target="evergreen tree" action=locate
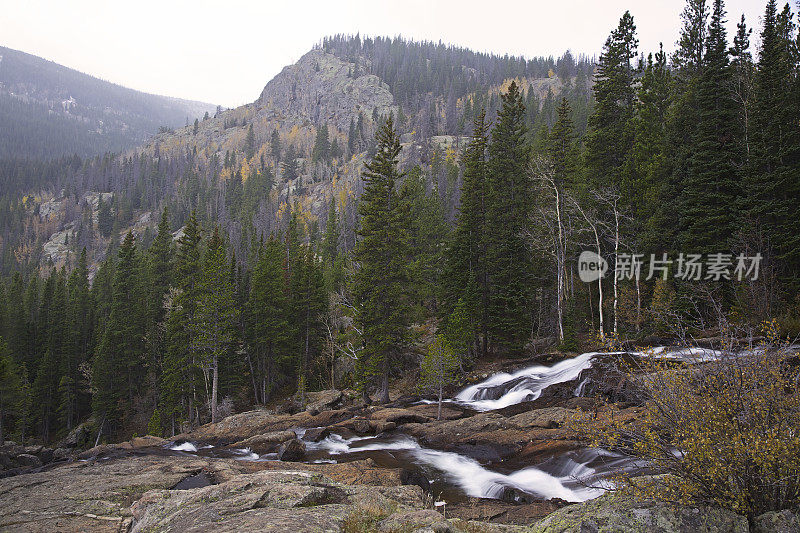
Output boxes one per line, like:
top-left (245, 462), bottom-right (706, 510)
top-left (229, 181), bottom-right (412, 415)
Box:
top-left (681, 0), bottom-right (739, 253)
top-left (270, 129), bottom-right (281, 162)
top-left (584, 11), bottom-right (638, 194)
top-left (245, 124), bottom-right (256, 160)
top-left (93, 232), bottom-right (145, 432)
top-left (246, 235), bottom-right (291, 404)
top-left (445, 110), bottom-right (490, 356)
top-left (162, 212), bottom-right (201, 431)
top-left (64, 249), bottom-right (92, 429)
top-left (291, 245), bottom-right (327, 399)
top-left (352, 116), bottom-right (412, 403)
top-left (0, 339), bottom-right (21, 444)
top-left (312, 124), bottom-right (330, 163)
top-left (745, 0), bottom-right (800, 285)
top-left (486, 81), bottom-right (533, 353)
top-left (192, 227), bottom-right (238, 423)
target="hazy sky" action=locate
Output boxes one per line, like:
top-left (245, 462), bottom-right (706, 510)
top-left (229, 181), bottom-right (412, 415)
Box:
top-left (1, 0), bottom-right (765, 107)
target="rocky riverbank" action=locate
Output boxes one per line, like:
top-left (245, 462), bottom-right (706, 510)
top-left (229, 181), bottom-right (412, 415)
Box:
top-left (2, 350), bottom-right (797, 532)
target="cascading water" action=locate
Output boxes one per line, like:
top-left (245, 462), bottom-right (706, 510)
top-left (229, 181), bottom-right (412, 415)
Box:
top-left (453, 351), bottom-right (602, 410)
top-left (305, 433), bottom-right (608, 502)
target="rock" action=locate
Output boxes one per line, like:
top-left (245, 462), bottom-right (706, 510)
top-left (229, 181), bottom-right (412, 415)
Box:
top-left (13, 454), bottom-right (42, 468)
top-left (377, 509), bottom-right (448, 532)
top-left (508, 407), bottom-right (576, 429)
top-left (353, 418), bottom-right (371, 434)
top-left (128, 435), bottom-right (168, 448)
top-left (370, 420), bottom-right (397, 433)
top-left (258, 49), bottom-right (397, 133)
top-left (231, 430), bottom-right (297, 453)
top-left (302, 427), bottom-right (331, 442)
top-left (305, 389), bottom-right (343, 412)
top-left (277, 438), bottom-right (307, 461)
top-left (400, 468), bottom-right (430, 492)
top-left (53, 447), bottom-right (71, 461)
top-left (447, 497), bottom-right (565, 526)
top-left (531, 492), bottom-right (749, 533)
top-left (752, 509), bottom-right (800, 533)
top-left (57, 418), bottom-right (95, 449)
top-left (369, 407), bottom-right (431, 425)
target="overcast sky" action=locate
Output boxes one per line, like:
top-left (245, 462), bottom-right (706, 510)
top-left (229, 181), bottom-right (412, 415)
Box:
top-left (1, 0), bottom-right (765, 108)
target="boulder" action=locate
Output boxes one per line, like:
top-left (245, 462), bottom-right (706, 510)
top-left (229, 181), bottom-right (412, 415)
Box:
top-left (508, 407), bottom-right (576, 429)
top-left (305, 389), bottom-right (343, 412)
top-left (752, 509), bottom-right (800, 533)
top-left (377, 509), bottom-right (448, 532)
top-left (531, 492), bottom-right (749, 533)
top-left (230, 430), bottom-right (297, 454)
top-left (13, 453), bottom-right (42, 468)
top-left (302, 427), bottom-right (331, 442)
top-left (129, 435), bottom-right (168, 448)
top-left (277, 438), bottom-right (307, 461)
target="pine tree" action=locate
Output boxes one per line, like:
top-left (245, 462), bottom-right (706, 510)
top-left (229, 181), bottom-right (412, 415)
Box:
top-left (486, 81), bottom-right (533, 353)
top-left (312, 124), bottom-right (330, 163)
top-left (631, 45), bottom-right (672, 250)
top-left (399, 166), bottom-right (448, 317)
top-left (270, 129), bottom-right (281, 162)
top-left (584, 11), bottom-right (638, 194)
top-left (97, 196), bottom-right (113, 238)
top-left (745, 0), bottom-right (800, 285)
top-left (443, 110), bottom-right (490, 356)
top-left (681, 0), bottom-right (739, 253)
top-left (246, 235), bottom-right (291, 404)
top-left (352, 115), bottom-right (412, 403)
top-left (0, 339), bottom-right (21, 444)
top-left (282, 145), bottom-right (300, 182)
top-left (93, 232), bottom-right (145, 432)
top-left (291, 245), bottom-right (327, 400)
top-left (64, 249), bottom-right (92, 429)
top-left (322, 196), bottom-right (344, 291)
top-left (245, 124), bottom-right (256, 160)
top-left (192, 227), bottom-right (238, 423)
top-left (162, 212), bottom-right (202, 431)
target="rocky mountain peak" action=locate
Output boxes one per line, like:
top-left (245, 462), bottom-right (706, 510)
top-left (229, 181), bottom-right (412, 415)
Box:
top-left (257, 49), bottom-right (396, 132)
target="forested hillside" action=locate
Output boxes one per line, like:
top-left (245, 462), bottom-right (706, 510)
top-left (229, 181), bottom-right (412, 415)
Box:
top-left (0, 46), bottom-right (217, 159)
top-left (0, 0), bottom-right (798, 445)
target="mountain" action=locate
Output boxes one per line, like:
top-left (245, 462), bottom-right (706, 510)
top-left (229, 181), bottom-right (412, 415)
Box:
top-left (0, 36), bottom-right (593, 273)
top-left (0, 46), bottom-right (218, 159)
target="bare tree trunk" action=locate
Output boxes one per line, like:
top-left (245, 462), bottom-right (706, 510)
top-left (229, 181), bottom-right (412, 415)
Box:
top-left (211, 354), bottom-right (218, 423)
top-left (437, 383), bottom-right (443, 421)
top-left (612, 205), bottom-right (620, 336)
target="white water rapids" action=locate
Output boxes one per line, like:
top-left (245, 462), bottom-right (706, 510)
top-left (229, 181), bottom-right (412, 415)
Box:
top-left (305, 433), bottom-right (618, 502)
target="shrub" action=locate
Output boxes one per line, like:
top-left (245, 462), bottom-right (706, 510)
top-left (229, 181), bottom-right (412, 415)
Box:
top-left (572, 321), bottom-right (800, 519)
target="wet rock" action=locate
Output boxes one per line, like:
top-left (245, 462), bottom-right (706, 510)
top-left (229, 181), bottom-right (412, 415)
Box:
top-left (447, 497), bottom-right (566, 525)
top-left (400, 468), bottom-right (430, 492)
top-left (352, 418), bottom-right (371, 434)
top-left (508, 407), bottom-right (576, 429)
top-left (231, 430), bottom-right (297, 453)
top-left (531, 492), bottom-right (749, 533)
top-left (277, 438), bottom-right (307, 461)
top-left (303, 427), bottom-right (331, 442)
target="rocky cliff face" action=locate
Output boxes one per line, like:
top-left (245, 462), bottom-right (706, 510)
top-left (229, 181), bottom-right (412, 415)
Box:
top-left (258, 49), bottom-right (397, 133)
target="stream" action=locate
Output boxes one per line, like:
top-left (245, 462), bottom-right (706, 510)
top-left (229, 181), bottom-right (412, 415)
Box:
top-left (157, 350), bottom-right (653, 504)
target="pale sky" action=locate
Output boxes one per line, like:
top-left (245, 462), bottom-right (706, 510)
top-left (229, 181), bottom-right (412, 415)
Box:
top-left (0, 0), bottom-right (765, 107)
